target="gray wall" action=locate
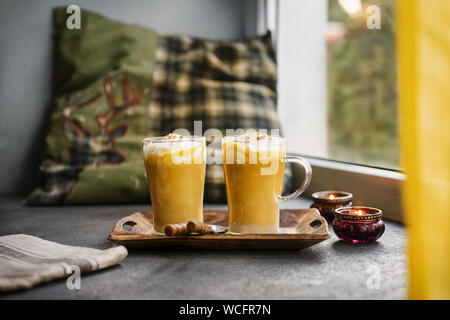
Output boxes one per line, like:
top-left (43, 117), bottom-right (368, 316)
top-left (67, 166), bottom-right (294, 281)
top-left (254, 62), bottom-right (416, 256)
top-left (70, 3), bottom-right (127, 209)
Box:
top-left (0, 0), bottom-right (258, 195)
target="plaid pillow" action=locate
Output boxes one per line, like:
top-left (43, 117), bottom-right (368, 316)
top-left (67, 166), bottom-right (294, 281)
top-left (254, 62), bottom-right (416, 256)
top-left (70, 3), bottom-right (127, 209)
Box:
top-left (27, 8), bottom-right (291, 205)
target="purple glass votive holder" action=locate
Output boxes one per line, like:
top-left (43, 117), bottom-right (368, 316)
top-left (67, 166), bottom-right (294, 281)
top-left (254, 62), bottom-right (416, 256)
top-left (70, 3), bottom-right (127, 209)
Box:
top-left (333, 206), bottom-right (385, 244)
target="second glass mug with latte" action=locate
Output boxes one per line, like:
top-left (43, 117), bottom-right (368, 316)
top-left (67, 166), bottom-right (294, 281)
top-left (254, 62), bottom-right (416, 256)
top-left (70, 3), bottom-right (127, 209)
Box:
top-left (222, 132), bottom-right (312, 234)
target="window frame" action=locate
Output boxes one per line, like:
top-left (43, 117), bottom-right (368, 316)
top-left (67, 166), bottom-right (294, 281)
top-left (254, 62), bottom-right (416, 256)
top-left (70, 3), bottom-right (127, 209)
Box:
top-left (292, 155), bottom-right (404, 222)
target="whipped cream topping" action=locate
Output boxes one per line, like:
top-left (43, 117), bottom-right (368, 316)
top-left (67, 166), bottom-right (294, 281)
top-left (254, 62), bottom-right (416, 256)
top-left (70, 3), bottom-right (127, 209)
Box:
top-left (224, 132), bottom-right (285, 152)
top-left (143, 133), bottom-right (204, 158)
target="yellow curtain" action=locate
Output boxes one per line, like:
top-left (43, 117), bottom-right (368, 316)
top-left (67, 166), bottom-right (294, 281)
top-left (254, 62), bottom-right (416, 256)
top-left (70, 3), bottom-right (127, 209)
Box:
top-left (397, 0), bottom-right (450, 299)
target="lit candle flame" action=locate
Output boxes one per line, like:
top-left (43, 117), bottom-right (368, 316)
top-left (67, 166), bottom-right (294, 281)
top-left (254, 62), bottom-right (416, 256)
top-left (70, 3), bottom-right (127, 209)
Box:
top-left (355, 210), bottom-right (364, 216)
top-left (329, 194), bottom-right (335, 200)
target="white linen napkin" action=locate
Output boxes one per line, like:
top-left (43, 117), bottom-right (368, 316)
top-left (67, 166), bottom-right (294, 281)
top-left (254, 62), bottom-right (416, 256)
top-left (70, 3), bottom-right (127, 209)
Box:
top-left (0, 234), bottom-right (127, 292)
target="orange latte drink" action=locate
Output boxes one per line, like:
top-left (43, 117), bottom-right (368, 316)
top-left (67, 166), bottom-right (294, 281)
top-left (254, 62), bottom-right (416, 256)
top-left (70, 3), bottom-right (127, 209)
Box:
top-left (223, 132), bottom-right (312, 234)
top-left (143, 134), bottom-right (206, 233)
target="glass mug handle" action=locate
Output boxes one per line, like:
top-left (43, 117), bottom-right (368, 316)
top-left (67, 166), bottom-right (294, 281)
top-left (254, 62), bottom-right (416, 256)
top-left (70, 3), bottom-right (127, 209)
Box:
top-left (279, 156), bottom-right (312, 202)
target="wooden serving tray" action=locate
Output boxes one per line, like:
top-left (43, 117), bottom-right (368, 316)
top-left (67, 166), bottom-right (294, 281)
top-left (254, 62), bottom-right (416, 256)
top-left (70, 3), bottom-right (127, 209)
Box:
top-left (109, 209), bottom-right (330, 250)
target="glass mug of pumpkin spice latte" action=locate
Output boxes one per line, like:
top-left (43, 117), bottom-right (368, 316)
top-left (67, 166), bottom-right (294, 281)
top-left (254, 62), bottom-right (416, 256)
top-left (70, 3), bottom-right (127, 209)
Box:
top-left (143, 134), bottom-right (206, 233)
top-left (222, 132), bottom-right (312, 234)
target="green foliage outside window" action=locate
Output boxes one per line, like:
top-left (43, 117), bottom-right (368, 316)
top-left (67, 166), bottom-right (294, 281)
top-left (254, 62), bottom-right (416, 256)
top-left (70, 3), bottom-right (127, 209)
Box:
top-left (327, 0), bottom-right (398, 169)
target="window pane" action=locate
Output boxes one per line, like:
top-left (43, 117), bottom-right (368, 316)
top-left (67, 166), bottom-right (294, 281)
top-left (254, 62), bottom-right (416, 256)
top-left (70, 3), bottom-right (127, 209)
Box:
top-left (327, 0), bottom-right (399, 169)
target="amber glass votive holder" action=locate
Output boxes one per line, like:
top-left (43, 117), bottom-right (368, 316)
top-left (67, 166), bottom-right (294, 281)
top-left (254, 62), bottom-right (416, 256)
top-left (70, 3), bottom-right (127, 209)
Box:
top-left (333, 206), bottom-right (385, 244)
top-left (310, 191), bottom-right (353, 220)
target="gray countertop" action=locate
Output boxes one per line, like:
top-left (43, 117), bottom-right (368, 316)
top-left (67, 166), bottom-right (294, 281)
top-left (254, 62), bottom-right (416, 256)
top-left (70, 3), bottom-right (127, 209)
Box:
top-left (0, 196), bottom-right (406, 299)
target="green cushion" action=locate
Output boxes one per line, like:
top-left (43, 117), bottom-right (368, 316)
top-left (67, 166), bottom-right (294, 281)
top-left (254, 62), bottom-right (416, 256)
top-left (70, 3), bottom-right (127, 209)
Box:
top-left (27, 8), bottom-right (290, 205)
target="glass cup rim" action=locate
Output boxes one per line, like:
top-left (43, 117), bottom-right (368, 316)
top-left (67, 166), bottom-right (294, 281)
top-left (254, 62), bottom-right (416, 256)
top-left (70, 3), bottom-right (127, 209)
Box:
top-left (222, 135), bottom-right (286, 143)
top-left (143, 135), bottom-right (206, 144)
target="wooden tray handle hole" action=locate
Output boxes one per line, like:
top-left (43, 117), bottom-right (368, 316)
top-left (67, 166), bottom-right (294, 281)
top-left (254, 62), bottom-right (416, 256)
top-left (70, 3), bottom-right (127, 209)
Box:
top-left (121, 220), bottom-right (137, 232)
top-left (310, 219), bottom-right (322, 231)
